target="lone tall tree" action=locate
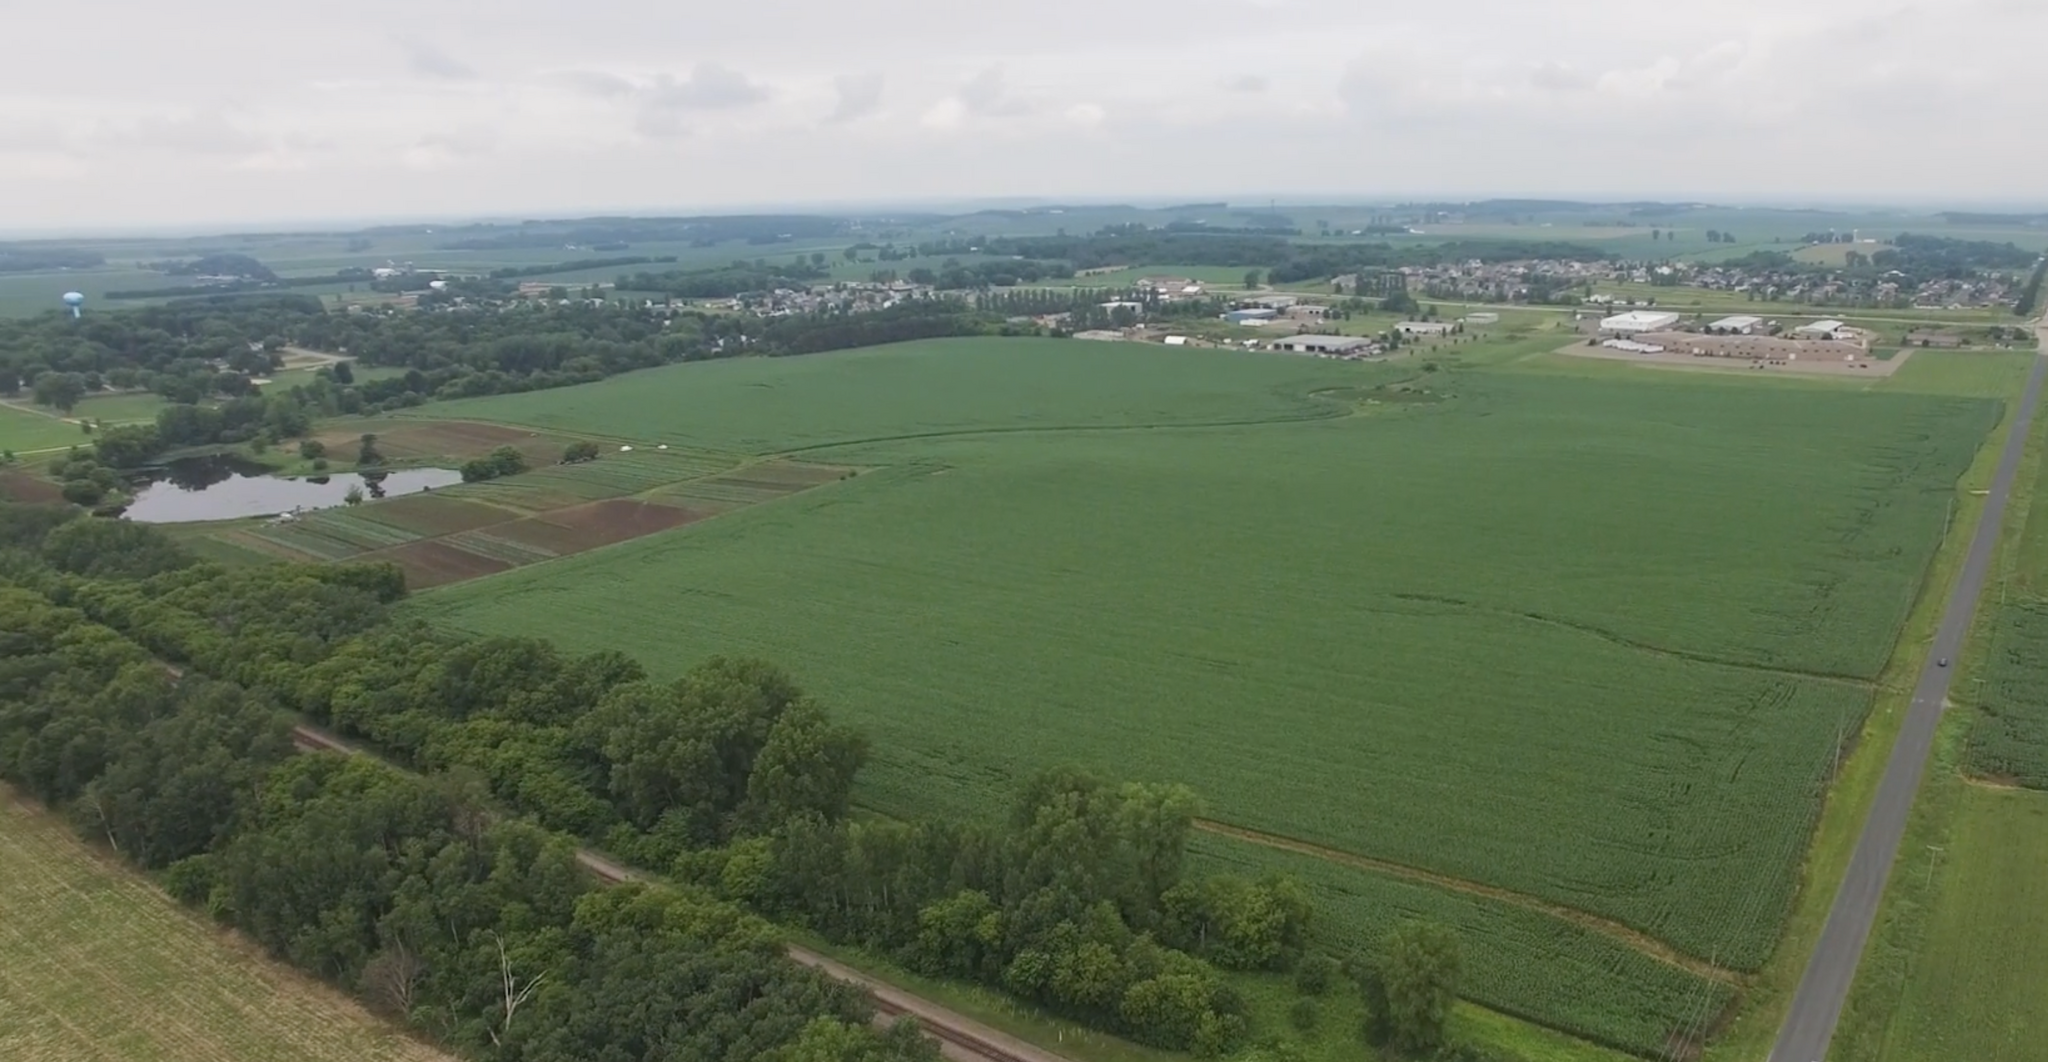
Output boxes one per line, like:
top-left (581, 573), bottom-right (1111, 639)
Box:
top-left (1363, 921), bottom-right (1462, 1054)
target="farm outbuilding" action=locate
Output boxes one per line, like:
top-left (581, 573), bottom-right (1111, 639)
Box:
top-left (1600, 311), bottom-right (1681, 335)
top-left (1397, 321), bottom-right (1453, 336)
top-left (1224, 308), bottom-right (1278, 324)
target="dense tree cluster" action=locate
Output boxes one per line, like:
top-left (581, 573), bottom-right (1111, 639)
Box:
top-left (0, 505), bottom-right (938, 1062)
top-left (749, 301), bottom-right (1011, 355)
top-left (1871, 234), bottom-right (2039, 277)
top-left (461, 445), bottom-right (531, 483)
top-left (681, 768), bottom-right (1311, 1053)
top-left (160, 252), bottom-right (280, 280)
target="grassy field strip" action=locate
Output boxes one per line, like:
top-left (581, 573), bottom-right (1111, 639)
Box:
top-left (0, 792), bottom-right (449, 1062)
top-left (1868, 782), bottom-right (2048, 1060)
top-left (1194, 820), bottom-right (1741, 985)
top-left (1821, 337), bottom-right (2048, 1061)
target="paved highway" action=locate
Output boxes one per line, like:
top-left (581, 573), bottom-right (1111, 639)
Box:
top-left (1768, 317), bottom-right (2048, 1062)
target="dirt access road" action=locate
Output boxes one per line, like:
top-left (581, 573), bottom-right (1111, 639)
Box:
top-left (289, 726), bottom-right (1072, 1062)
top-left (1767, 309), bottom-right (2048, 1062)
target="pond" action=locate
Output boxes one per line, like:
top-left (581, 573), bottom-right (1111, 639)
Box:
top-left (122, 455), bottom-right (464, 524)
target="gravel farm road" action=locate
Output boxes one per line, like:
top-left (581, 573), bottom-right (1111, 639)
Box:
top-left (1768, 313), bottom-right (2048, 1062)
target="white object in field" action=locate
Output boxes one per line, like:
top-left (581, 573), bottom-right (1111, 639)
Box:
top-left (620, 445), bottom-right (634, 452)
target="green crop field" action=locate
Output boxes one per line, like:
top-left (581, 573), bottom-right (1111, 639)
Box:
top-left (1861, 784), bottom-right (2048, 1062)
top-left (0, 790), bottom-right (448, 1062)
top-left (401, 336), bottom-right (2001, 1055)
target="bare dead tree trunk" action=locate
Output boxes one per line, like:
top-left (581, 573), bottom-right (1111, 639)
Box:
top-left (362, 942), bottom-right (425, 1018)
top-left (81, 792), bottom-right (119, 852)
top-left (486, 931), bottom-right (545, 1047)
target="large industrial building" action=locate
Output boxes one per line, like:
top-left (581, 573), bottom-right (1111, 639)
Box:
top-left (1599, 310), bottom-right (1682, 335)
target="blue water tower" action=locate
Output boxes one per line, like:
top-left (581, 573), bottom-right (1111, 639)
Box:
top-left (62, 291), bottom-right (85, 319)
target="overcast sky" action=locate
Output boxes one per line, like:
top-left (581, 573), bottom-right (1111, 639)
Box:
top-left (3, 0), bottom-right (2042, 231)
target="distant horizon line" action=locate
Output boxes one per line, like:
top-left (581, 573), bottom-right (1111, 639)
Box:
top-left (6, 193), bottom-right (2047, 241)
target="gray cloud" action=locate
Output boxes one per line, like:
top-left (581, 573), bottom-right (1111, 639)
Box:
top-left (399, 39), bottom-right (478, 81)
top-left (827, 72), bottom-right (885, 123)
top-left (1224, 74), bottom-right (1269, 93)
top-left (1528, 63), bottom-right (1590, 92)
top-left (647, 63), bottom-right (772, 111)
top-left (559, 69), bottom-right (638, 98)
top-left (94, 112), bottom-right (272, 156)
top-left (957, 66), bottom-right (1030, 116)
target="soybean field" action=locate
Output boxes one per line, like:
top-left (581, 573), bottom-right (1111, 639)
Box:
top-left (406, 337), bottom-right (2000, 1054)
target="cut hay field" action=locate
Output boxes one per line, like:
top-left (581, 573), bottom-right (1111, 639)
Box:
top-left (397, 337), bottom-right (2003, 1055)
top-left (0, 790), bottom-right (448, 1062)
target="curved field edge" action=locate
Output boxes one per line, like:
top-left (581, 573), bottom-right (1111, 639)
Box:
top-left (1188, 832), bottom-right (1733, 1057)
top-left (0, 788), bottom-right (450, 1062)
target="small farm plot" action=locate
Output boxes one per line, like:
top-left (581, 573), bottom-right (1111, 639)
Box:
top-left (352, 494), bottom-right (517, 537)
top-left (410, 363), bottom-right (1996, 1012)
top-left (0, 791), bottom-right (449, 1062)
top-left (243, 508), bottom-right (422, 561)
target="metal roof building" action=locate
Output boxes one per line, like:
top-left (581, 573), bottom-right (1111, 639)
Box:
top-left (1708, 315), bottom-right (1763, 334)
top-left (1599, 310), bottom-right (1681, 334)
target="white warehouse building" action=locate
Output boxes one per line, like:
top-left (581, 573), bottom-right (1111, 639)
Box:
top-left (1707, 315), bottom-right (1763, 335)
top-left (1795, 319), bottom-right (1849, 339)
top-left (1599, 310), bottom-right (1682, 335)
